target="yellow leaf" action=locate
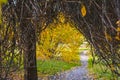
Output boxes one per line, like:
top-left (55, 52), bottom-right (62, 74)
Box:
top-left (110, 65), bottom-right (115, 71)
top-left (115, 35), bottom-right (120, 40)
top-left (116, 27), bottom-right (120, 31)
top-left (116, 20), bottom-right (120, 27)
top-left (105, 32), bottom-right (112, 41)
top-left (0, 0), bottom-right (7, 24)
top-left (115, 27), bottom-right (120, 40)
top-left (81, 4), bottom-right (87, 17)
top-left (0, 0), bottom-right (7, 4)
top-left (58, 12), bottom-right (65, 23)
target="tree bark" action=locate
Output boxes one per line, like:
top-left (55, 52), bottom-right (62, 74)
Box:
top-left (0, 25), bottom-right (2, 79)
top-left (17, 0), bottom-right (38, 80)
top-left (0, 46), bottom-right (2, 79)
top-left (21, 22), bottom-right (38, 80)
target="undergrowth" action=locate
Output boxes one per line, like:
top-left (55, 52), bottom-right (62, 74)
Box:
top-left (37, 59), bottom-right (81, 75)
top-left (88, 56), bottom-right (120, 80)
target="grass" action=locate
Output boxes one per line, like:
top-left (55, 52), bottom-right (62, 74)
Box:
top-left (88, 56), bottom-right (120, 80)
top-left (37, 59), bottom-right (81, 75)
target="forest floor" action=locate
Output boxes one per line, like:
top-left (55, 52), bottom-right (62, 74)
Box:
top-left (39, 50), bottom-right (93, 80)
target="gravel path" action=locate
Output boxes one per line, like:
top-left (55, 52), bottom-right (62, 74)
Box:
top-left (39, 51), bottom-right (93, 80)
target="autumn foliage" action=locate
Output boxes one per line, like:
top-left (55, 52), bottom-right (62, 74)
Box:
top-left (37, 13), bottom-right (84, 63)
top-left (1, 0), bottom-right (120, 79)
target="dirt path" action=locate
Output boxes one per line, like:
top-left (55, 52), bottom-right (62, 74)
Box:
top-left (39, 51), bottom-right (93, 80)
top-left (56, 51), bottom-right (92, 80)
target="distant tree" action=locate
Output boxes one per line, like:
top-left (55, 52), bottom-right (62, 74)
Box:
top-left (37, 13), bottom-right (84, 63)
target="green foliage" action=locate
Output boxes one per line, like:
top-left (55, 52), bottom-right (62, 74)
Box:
top-left (37, 59), bottom-right (81, 75)
top-left (88, 57), bottom-right (120, 80)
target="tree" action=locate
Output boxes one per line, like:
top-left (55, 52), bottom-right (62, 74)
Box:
top-left (1, 0), bottom-right (120, 79)
top-left (15, 1), bottom-right (38, 80)
top-left (65, 0), bottom-right (120, 76)
top-left (0, 0), bottom-right (7, 79)
top-left (1, 0), bottom-right (59, 79)
top-left (37, 13), bottom-right (84, 63)
top-left (1, 0), bottom-right (58, 79)
top-left (0, 0), bottom-right (38, 79)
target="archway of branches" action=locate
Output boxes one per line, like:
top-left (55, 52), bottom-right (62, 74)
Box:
top-left (0, 0), bottom-right (120, 79)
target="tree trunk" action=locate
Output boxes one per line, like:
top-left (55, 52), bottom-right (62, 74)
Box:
top-left (0, 25), bottom-right (2, 79)
top-left (21, 22), bottom-right (38, 80)
top-left (0, 48), bottom-right (2, 79)
top-left (17, 0), bottom-right (38, 80)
